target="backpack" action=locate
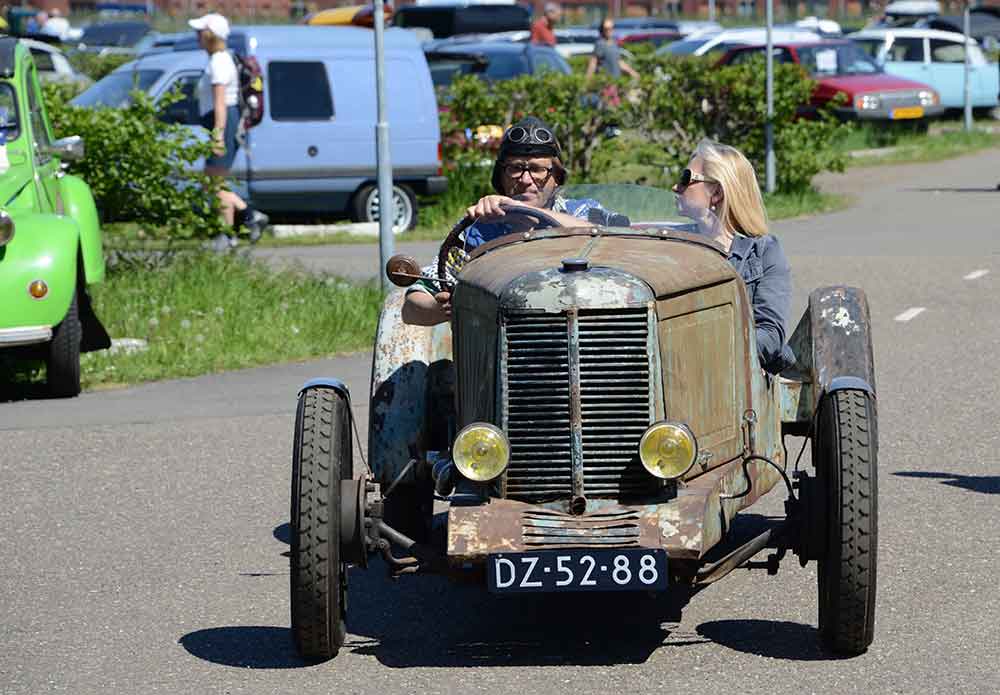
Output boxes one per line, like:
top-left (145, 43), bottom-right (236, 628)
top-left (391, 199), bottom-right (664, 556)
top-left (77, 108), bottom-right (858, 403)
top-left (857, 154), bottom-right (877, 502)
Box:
top-left (230, 51), bottom-right (264, 137)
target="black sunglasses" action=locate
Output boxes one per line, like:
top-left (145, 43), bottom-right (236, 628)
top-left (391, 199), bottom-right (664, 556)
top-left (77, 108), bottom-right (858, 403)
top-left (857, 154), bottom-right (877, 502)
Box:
top-left (502, 162), bottom-right (557, 184)
top-left (676, 168), bottom-right (717, 190)
top-left (505, 125), bottom-right (554, 146)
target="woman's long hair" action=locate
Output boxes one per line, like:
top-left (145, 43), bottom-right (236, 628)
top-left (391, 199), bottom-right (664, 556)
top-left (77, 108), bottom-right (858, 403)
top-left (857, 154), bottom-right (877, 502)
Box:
top-left (694, 139), bottom-right (768, 238)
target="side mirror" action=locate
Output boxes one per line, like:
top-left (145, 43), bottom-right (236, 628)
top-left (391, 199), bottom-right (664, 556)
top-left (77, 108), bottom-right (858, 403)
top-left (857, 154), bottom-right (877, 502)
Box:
top-left (48, 135), bottom-right (84, 162)
top-left (385, 254), bottom-right (424, 287)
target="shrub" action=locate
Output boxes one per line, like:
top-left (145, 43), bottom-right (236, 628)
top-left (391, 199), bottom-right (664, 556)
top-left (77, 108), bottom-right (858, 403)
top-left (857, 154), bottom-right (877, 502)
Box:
top-left (67, 51), bottom-right (133, 81)
top-left (43, 82), bottom-right (226, 240)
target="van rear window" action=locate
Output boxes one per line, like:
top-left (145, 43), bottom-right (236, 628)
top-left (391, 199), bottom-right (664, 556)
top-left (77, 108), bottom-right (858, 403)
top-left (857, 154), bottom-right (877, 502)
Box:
top-left (268, 62), bottom-right (334, 121)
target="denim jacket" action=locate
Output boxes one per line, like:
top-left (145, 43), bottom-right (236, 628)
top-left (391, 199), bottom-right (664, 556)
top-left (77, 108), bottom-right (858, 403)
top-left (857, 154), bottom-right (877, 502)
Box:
top-left (727, 234), bottom-right (796, 374)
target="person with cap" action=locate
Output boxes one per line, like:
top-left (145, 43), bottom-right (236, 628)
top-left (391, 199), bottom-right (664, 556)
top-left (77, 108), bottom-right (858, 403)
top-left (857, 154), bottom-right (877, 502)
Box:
top-left (402, 116), bottom-right (622, 326)
top-left (189, 12), bottom-right (268, 250)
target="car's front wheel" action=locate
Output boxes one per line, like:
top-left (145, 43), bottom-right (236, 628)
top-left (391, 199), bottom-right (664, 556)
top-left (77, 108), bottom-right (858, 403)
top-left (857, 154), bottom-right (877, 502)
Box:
top-left (351, 183), bottom-right (417, 232)
top-left (815, 388), bottom-right (878, 655)
top-left (47, 290), bottom-right (81, 398)
top-left (290, 386), bottom-right (353, 662)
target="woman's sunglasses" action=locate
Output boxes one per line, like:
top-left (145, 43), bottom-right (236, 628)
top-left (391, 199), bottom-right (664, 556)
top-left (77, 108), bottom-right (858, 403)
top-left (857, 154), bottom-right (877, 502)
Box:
top-left (505, 125), bottom-right (555, 145)
top-left (676, 168), bottom-right (717, 190)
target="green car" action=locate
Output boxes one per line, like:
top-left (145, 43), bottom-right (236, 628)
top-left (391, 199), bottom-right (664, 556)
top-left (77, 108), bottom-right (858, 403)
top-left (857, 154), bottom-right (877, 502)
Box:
top-left (0, 37), bottom-right (109, 397)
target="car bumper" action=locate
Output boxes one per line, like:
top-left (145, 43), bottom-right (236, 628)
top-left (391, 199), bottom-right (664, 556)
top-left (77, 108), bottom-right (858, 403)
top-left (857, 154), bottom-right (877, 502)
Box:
top-left (837, 104), bottom-right (946, 120)
top-left (0, 325), bottom-right (52, 347)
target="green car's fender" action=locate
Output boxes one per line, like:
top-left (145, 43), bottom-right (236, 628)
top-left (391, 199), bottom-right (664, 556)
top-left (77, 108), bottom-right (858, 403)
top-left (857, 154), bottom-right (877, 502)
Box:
top-left (0, 212), bottom-right (80, 330)
top-left (58, 173), bottom-right (104, 285)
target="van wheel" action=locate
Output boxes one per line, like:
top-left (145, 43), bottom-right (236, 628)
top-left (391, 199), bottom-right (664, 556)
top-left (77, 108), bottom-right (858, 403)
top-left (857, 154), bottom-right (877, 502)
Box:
top-left (351, 184), bottom-right (417, 232)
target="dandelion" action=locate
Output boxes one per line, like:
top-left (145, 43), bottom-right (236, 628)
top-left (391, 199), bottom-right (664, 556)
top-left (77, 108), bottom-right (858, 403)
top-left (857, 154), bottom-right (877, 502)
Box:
top-left (280, 301), bottom-right (290, 312)
top-left (148, 317), bottom-right (159, 328)
top-left (214, 306), bottom-right (224, 316)
top-left (161, 305), bottom-right (172, 315)
top-left (325, 277), bottom-right (336, 287)
top-left (195, 333), bottom-right (205, 343)
top-left (291, 325), bottom-right (301, 335)
top-left (180, 319), bottom-right (192, 330)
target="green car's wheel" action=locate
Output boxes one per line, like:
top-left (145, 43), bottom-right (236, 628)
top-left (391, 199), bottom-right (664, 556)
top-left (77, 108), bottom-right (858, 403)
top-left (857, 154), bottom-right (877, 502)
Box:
top-left (47, 290), bottom-right (81, 398)
top-left (290, 387), bottom-right (353, 662)
top-left (815, 389), bottom-right (878, 655)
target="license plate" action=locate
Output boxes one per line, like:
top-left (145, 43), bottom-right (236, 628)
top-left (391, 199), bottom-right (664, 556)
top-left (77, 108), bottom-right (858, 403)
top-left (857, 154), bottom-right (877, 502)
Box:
top-left (487, 549), bottom-right (668, 593)
top-left (891, 106), bottom-right (924, 119)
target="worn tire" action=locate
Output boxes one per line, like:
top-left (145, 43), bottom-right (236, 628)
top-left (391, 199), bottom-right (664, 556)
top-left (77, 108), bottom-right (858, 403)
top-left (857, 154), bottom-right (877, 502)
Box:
top-left (47, 290), bottom-right (81, 398)
top-left (815, 389), bottom-right (878, 655)
top-left (290, 387), bottom-right (353, 662)
top-left (350, 183), bottom-right (417, 232)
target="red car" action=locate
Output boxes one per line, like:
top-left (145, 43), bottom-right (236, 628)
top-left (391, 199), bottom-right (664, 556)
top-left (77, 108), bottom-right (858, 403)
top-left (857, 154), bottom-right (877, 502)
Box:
top-left (718, 39), bottom-right (945, 121)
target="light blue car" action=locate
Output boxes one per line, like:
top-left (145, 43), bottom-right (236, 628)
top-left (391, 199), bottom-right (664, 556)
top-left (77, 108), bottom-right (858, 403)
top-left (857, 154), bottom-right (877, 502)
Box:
top-left (71, 25), bottom-right (445, 231)
top-left (851, 27), bottom-right (999, 109)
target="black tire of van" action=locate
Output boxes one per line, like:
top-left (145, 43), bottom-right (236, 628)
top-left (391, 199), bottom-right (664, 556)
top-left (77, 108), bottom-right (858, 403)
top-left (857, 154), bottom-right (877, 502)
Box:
top-left (351, 184), bottom-right (418, 232)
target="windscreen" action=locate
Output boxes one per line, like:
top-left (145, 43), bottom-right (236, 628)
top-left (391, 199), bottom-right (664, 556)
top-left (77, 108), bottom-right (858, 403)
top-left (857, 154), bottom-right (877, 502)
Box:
top-left (71, 69), bottom-right (163, 108)
top-left (80, 23), bottom-right (150, 47)
top-left (797, 43), bottom-right (881, 75)
top-left (427, 55), bottom-right (485, 87)
top-left (0, 83), bottom-right (20, 141)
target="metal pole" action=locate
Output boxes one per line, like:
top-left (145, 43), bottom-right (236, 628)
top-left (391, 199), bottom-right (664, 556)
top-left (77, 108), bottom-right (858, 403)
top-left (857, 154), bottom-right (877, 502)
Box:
top-left (374, 2), bottom-right (395, 292)
top-left (765, 0), bottom-right (775, 194)
top-left (963, 3), bottom-right (973, 132)
top-left (708, 0), bottom-right (716, 23)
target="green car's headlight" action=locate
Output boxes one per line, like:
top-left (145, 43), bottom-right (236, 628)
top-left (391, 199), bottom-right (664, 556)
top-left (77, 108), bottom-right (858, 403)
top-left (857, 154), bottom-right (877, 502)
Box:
top-left (453, 423), bottom-right (510, 482)
top-left (639, 421), bottom-right (697, 480)
top-left (0, 211), bottom-right (14, 247)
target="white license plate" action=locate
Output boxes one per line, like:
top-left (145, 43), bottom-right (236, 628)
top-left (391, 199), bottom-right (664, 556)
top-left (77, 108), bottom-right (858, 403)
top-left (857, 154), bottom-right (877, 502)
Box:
top-left (487, 548), bottom-right (668, 593)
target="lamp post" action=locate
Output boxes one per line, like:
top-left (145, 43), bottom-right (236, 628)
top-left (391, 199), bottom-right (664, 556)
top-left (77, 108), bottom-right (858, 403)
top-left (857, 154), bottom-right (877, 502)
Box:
top-left (374, 2), bottom-right (395, 292)
top-left (765, 0), bottom-right (775, 194)
top-left (963, 2), bottom-right (973, 132)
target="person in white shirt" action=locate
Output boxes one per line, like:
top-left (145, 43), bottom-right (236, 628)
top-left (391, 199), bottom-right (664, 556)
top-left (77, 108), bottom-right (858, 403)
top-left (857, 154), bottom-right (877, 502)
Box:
top-left (189, 13), bottom-right (267, 249)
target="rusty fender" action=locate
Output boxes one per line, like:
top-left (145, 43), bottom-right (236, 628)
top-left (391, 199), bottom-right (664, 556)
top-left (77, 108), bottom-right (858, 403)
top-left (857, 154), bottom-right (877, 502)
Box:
top-left (368, 289), bottom-right (453, 486)
top-left (447, 454), bottom-right (782, 565)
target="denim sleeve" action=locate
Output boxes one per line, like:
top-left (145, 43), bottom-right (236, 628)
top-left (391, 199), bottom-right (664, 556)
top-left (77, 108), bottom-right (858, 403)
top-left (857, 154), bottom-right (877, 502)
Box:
top-left (753, 236), bottom-right (793, 372)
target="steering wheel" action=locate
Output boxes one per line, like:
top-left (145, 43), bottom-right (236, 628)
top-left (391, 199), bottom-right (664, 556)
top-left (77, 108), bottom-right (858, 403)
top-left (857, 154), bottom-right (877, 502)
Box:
top-left (436, 204), bottom-right (564, 284)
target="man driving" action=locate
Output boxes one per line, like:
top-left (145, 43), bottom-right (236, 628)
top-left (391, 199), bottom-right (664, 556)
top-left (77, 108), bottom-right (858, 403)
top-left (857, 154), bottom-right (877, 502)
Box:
top-left (402, 116), bottom-right (620, 326)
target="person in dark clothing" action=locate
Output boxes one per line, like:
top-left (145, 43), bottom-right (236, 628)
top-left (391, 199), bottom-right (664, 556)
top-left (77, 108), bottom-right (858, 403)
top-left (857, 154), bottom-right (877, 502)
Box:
top-left (672, 138), bottom-right (795, 373)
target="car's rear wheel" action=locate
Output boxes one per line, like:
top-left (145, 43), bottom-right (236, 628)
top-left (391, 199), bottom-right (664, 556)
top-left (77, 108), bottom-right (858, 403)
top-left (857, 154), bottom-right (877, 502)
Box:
top-left (47, 289), bottom-right (81, 398)
top-left (814, 389), bottom-right (878, 655)
top-left (290, 387), bottom-right (353, 662)
top-left (351, 183), bottom-right (417, 232)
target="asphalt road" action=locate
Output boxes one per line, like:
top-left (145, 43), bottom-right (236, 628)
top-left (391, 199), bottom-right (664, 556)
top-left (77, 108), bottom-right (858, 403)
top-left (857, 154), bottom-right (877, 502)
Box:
top-left (3, 150), bottom-right (1000, 694)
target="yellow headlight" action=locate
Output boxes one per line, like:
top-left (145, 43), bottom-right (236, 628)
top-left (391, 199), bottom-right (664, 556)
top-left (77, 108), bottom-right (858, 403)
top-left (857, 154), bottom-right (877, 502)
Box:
top-left (453, 423), bottom-right (510, 482)
top-left (639, 421), bottom-right (697, 480)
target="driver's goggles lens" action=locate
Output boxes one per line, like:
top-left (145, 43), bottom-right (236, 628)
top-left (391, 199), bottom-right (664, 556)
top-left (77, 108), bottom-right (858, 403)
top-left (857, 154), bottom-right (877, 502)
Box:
top-left (503, 163), bottom-right (555, 183)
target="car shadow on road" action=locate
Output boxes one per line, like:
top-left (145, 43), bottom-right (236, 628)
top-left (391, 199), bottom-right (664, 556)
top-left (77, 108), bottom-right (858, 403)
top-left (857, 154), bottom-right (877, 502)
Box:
top-left (696, 620), bottom-right (849, 661)
top-left (178, 626), bottom-right (309, 669)
top-left (895, 470), bottom-right (1000, 494)
top-left (343, 555), bottom-right (706, 667)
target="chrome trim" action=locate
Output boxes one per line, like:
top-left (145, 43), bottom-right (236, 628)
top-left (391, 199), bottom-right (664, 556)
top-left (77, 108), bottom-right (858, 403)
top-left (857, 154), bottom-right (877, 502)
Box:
top-left (0, 325), bottom-right (52, 347)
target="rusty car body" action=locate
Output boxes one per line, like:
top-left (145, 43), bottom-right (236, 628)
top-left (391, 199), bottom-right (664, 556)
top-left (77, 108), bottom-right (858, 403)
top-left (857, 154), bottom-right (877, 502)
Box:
top-left (287, 185), bottom-right (879, 662)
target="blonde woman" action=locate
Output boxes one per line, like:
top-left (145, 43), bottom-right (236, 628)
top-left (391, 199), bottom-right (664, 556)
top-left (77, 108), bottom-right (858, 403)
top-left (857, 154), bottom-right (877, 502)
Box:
top-left (672, 139), bottom-right (794, 373)
top-left (190, 13), bottom-right (267, 249)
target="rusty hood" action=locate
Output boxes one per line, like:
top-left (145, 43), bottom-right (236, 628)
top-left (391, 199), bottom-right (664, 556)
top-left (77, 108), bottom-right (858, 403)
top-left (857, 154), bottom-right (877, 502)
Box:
top-left (460, 230), bottom-right (738, 302)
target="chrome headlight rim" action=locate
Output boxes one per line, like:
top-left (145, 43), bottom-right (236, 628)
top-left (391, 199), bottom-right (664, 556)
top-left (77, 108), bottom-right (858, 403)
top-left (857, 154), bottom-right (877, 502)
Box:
top-left (452, 422), bottom-right (510, 483)
top-left (638, 420), bottom-right (698, 480)
top-left (0, 210), bottom-right (14, 247)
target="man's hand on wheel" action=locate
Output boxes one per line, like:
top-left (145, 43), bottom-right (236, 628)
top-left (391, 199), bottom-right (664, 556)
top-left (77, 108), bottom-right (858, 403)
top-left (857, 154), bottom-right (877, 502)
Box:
top-left (434, 291), bottom-right (452, 319)
top-left (466, 195), bottom-right (518, 219)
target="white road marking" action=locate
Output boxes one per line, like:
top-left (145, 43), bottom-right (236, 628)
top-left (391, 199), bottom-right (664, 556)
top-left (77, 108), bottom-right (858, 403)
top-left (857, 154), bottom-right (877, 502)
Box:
top-left (894, 307), bottom-right (926, 322)
top-left (964, 269), bottom-right (989, 280)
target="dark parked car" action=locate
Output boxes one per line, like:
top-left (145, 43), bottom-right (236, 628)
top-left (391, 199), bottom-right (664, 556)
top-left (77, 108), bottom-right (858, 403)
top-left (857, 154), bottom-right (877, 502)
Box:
top-left (394, 3), bottom-right (530, 39)
top-left (425, 41), bottom-right (570, 87)
top-left (718, 39), bottom-right (944, 122)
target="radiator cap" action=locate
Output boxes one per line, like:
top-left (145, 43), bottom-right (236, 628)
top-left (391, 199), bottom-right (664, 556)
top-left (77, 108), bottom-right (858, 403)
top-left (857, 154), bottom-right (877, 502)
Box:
top-left (561, 257), bottom-right (589, 272)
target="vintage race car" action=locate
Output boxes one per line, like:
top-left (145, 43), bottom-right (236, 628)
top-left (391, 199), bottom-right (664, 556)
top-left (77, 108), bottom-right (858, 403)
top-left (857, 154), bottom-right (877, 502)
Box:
top-left (287, 185), bottom-right (878, 662)
top-left (0, 37), bottom-right (109, 397)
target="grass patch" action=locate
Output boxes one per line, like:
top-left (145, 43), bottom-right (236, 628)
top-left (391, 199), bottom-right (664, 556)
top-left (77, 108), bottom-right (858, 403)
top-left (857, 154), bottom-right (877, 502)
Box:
top-left (849, 126), bottom-right (1000, 167)
top-left (76, 253), bottom-right (383, 388)
top-left (764, 189), bottom-right (851, 220)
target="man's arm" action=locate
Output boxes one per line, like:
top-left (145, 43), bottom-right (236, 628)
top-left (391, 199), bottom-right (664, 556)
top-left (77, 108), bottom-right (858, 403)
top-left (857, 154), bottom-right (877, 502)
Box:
top-left (619, 59), bottom-right (639, 79)
top-left (585, 55), bottom-right (598, 78)
top-left (402, 289), bottom-right (451, 326)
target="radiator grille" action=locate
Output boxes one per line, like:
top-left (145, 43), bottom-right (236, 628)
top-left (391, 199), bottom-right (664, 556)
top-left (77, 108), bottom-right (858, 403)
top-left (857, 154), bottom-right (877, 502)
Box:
top-left (502, 308), bottom-right (653, 500)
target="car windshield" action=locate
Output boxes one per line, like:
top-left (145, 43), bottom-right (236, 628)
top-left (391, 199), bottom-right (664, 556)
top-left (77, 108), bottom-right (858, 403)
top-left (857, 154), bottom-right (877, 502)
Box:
top-left (80, 23), bottom-right (150, 47)
top-left (71, 69), bottom-right (163, 108)
top-left (662, 37), bottom-right (712, 55)
top-left (427, 56), bottom-right (486, 87)
top-left (555, 184), bottom-right (690, 227)
top-left (797, 43), bottom-right (881, 75)
top-left (0, 83), bottom-right (20, 141)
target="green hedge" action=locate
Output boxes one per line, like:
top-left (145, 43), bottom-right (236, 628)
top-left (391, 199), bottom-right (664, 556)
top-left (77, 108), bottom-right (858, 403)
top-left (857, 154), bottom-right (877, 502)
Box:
top-left (439, 53), bottom-right (850, 195)
top-left (43, 82), bottom-right (225, 240)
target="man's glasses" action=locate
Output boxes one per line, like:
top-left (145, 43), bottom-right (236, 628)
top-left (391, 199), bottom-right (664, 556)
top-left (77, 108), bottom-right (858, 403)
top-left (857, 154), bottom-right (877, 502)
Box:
top-left (505, 125), bottom-right (555, 145)
top-left (502, 162), bottom-right (557, 184)
top-left (676, 168), bottom-right (717, 190)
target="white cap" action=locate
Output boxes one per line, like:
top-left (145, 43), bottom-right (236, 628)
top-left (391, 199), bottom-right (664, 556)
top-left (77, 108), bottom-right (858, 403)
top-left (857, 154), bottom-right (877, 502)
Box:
top-left (189, 13), bottom-right (230, 40)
